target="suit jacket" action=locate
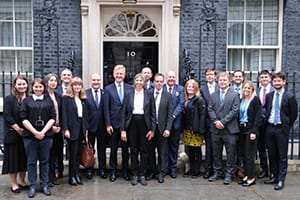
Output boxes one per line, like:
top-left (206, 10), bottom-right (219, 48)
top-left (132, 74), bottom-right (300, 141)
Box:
top-left (208, 87), bottom-right (240, 134)
top-left (55, 85), bottom-right (63, 95)
top-left (200, 83), bottom-right (219, 128)
top-left (104, 83), bottom-right (134, 129)
top-left (152, 90), bottom-right (173, 134)
top-left (61, 96), bottom-right (88, 140)
top-left (264, 90), bottom-right (298, 135)
top-left (240, 96), bottom-right (262, 135)
top-left (85, 88), bottom-right (106, 133)
top-left (121, 89), bottom-right (156, 132)
top-left (256, 85), bottom-right (275, 125)
top-left (163, 84), bottom-right (184, 130)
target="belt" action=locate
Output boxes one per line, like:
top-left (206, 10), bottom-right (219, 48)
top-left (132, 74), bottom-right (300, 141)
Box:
top-left (239, 122), bottom-right (248, 127)
top-left (267, 122), bottom-right (282, 127)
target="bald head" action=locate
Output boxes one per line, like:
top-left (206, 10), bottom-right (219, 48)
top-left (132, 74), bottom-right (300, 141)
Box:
top-left (90, 73), bottom-right (101, 90)
top-left (166, 71), bottom-right (176, 87)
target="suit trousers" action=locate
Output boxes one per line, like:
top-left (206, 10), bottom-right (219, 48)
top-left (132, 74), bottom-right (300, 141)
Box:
top-left (147, 134), bottom-right (157, 174)
top-left (265, 123), bottom-right (289, 182)
top-left (239, 127), bottom-right (257, 179)
top-left (155, 127), bottom-right (169, 174)
top-left (204, 130), bottom-right (214, 172)
top-left (23, 137), bottom-right (53, 189)
top-left (109, 128), bottom-right (129, 171)
top-left (257, 125), bottom-right (269, 171)
top-left (128, 115), bottom-right (149, 176)
top-left (167, 127), bottom-right (181, 173)
top-left (67, 132), bottom-right (83, 178)
top-left (212, 131), bottom-right (236, 177)
top-left (49, 132), bottom-right (64, 182)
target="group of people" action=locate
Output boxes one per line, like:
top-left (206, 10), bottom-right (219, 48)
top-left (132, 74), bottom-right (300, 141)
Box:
top-left (1, 65), bottom-right (297, 199)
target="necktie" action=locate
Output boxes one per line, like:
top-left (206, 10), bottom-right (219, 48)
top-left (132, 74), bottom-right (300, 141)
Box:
top-left (95, 90), bottom-right (99, 108)
top-left (262, 88), bottom-right (267, 105)
top-left (118, 84), bottom-right (123, 104)
top-left (155, 91), bottom-right (160, 102)
top-left (155, 91), bottom-right (159, 122)
top-left (220, 90), bottom-right (225, 104)
top-left (168, 87), bottom-right (172, 94)
top-left (274, 93), bottom-right (280, 125)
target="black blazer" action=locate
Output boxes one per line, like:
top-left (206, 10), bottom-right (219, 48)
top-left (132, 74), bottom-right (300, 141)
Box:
top-left (265, 90), bottom-right (298, 135)
top-left (153, 90), bottom-right (173, 134)
top-left (45, 92), bottom-right (63, 126)
top-left (3, 95), bottom-right (25, 144)
top-left (85, 88), bottom-right (106, 133)
top-left (240, 96), bottom-right (262, 136)
top-left (121, 89), bottom-right (156, 132)
top-left (61, 96), bottom-right (88, 140)
top-left (183, 96), bottom-right (206, 135)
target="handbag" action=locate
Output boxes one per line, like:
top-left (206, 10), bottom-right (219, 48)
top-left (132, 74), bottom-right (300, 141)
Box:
top-left (80, 134), bottom-right (95, 168)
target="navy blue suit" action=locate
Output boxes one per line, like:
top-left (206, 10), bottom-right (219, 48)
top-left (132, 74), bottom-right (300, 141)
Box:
top-left (264, 90), bottom-right (297, 182)
top-left (163, 84), bottom-right (184, 173)
top-left (200, 83), bottom-right (219, 173)
top-left (256, 85), bottom-right (274, 173)
top-left (86, 88), bottom-right (108, 171)
top-left (104, 82), bottom-right (134, 172)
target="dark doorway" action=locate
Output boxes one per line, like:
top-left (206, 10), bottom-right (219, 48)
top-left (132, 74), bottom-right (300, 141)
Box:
top-left (103, 42), bottom-right (158, 86)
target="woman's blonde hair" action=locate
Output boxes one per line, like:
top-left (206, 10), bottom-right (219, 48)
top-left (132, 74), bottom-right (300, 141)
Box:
top-left (184, 79), bottom-right (201, 105)
top-left (65, 77), bottom-right (87, 99)
top-left (242, 80), bottom-right (256, 101)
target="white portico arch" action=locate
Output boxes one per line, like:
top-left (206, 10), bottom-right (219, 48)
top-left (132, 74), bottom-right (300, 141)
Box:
top-left (80, 0), bottom-right (181, 86)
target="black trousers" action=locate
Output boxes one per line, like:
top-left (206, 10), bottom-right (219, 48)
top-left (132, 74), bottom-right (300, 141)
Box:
top-left (49, 132), bottom-right (64, 182)
top-left (204, 130), bottom-right (214, 172)
top-left (128, 115), bottom-right (149, 176)
top-left (67, 134), bottom-right (83, 178)
top-left (257, 125), bottom-right (269, 172)
top-left (186, 146), bottom-right (202, 174)
top-left (239, 127), bottom-right (257, 179)
top-left (87, 129), bottom-right (109, 171)
top-left (212, 131), bottom-right (236, 177)
top-left (167, 127), bottom-right (181, 173)
top-left (265, 123), bottom-right (289, 182)
top-left (109, 128), bottom-right (129, 171)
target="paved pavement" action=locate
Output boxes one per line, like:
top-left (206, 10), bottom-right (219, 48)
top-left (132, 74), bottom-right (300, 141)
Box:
top-left (1, 169), bottom-right (300, 200)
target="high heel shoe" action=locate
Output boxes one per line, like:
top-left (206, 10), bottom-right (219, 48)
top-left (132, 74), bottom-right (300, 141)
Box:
top-left (238, 176), bottom-right (248, 184)
top-left (242, 179), bottom-right (256, 187)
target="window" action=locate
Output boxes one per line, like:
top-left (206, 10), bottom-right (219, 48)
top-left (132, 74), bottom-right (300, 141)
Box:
top-left (227, 0), bottom-right (281, 77)
top-left (0, 0), bottom-right (32, 98)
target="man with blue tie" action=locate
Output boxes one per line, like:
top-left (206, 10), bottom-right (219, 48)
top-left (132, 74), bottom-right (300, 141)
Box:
top-left (200, 67), bottom-right (219, 179)
top-left (85, 73), bottom-right (108, 180)
top-left (163, 71), bottom-right (184, 179)
top-left (263, 72), bottom-right (297, 190)
top-left (104, 65), bottom-right (134, 182)
top-left (232, 70), bottom-right (244, 99)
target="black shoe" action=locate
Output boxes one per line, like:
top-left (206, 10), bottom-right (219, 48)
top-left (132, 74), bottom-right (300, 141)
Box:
top-left (223, 176), bottom-right (232, 185)
top-left (257, 170), bottom-right (268, 179)
top-left (146, 172), bottom-right (156, 180)
top-left (69, 177), bottom-right (77, 186)
top-left (158, 173), bottom-right (165, 183)
top-left (191, 172), bottom-right (201, 179)
top-left (110, 172), bottom-right (117, 182)
top-left (98, 170), bottom-right (107, 179)
top-left (140, 176), bottom-right (147, 186)
top-left (237, 179), bottom-right (246, 184)
top-left (11, 187), bottom-right (21, 193)
top-left (203, 170), bottom-right (212, 179)
top-left (274, 181), bottom-right (284, 190)
top-left (242, 179), bottom-right (256, 187)
top-left (86, 170), bottom-right (93, 180)
top-left (170, 171), bottom-right (177, 179)
top-left (40, 186), bottom-right (51, 196)
top-left (264, 177), bottom-right (278, 184)
top-left (131, 176), bottom-right (138, 185)
top-left (208, 174), bottom-right (220, 182)
top-left (183, 170), bottom-right (191, 177)
top-left (18, 184), bottom-right (30, 190)
top-left (27, 187), bottom-right (36, 198)
top-left (123, 171), bottom-right (130, 181)
top-left (75, 174), bottom-right (83, 185)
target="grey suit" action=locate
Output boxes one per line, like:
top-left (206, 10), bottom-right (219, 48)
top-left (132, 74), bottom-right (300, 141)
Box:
top-left (208, 87), bottom-right (240, 177)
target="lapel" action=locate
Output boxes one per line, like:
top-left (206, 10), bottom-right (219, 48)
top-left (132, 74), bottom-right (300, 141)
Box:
top-left (112, 83), bottom-right (122, 104)
top-left (71, 97), bottom-right (78, 115)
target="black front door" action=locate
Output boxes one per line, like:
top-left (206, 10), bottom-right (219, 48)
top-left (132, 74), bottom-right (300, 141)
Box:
top-left (103, 42), bottom-right (158, 86)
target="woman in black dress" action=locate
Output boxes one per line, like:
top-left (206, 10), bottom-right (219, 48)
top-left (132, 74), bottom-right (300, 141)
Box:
top-left (61, 77), bottom-right (88, 186)
top-left (44, 73), bottom-right (63, 186)
top-left (2, 75), bottom-right (29, 193)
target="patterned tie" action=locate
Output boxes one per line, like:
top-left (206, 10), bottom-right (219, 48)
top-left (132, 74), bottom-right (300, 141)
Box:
top-left (220, 90), bottom-right (225, 104)
top-left (168, 87), bottom-right (172, 94)
top-left (274, 93), bottom-right (280, 125)
top-left (118, 84), bottom-right (123, 104)
top-left (262, 88), bottom-right (267, 105)
top-left (95, 90), bottom-right (99, 109)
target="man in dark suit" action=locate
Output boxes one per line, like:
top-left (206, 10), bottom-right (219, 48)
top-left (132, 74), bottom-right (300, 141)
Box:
top-left (232, 70), bottom-right (244, 99)
top-left (104, 65), bottom-right (134, 182)
top-left (208, 72), bottom-right (240, 184)
top-left (263, 72), bottom-right (297, 190)
top-left (163, 71), bottom-right (184, 179)
top-left (256, 70), bottom-right (275, 179)
top-left (85, 73), bottom-right (108, 179)
top-left (200, 67), bottom-right (219, 179)
top-left (54, 68), bottom-right (73, 179)
top-left (141, 67), bottom-right (155, 90)
top-left (148, 73), bottom-right (173, 183)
